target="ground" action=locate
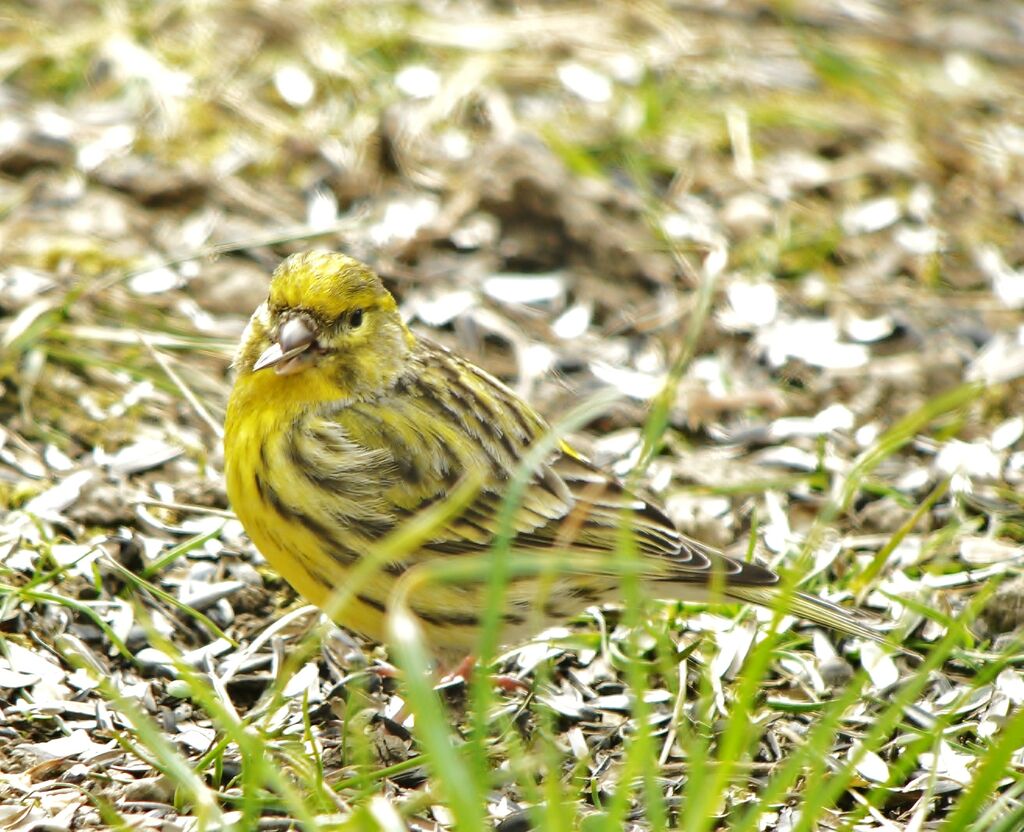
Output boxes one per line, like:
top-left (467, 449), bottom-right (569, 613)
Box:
top-left (1, 1), bottom-right (1024, 830)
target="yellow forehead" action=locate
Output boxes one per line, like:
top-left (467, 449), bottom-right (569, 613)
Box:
top-left (268, 250), bottom-right (394, 319)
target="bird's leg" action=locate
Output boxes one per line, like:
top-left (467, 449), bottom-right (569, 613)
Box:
top-left (369, 660), bottom-right (401, 679)
top-left (438, 653), bottom-right (476, 684)
top-left (438, 654), bottom-right (530, 692)
top-left (365, 654), bottom-right (530, 693)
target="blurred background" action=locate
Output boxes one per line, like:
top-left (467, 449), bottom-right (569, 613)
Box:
top-left (2, 1), bottom-right (1024, 829)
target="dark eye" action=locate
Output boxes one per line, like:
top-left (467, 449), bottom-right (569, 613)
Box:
top-left (349, 308), bottom-right (364, 328)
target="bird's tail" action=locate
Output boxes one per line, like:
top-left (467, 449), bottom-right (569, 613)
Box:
top-left (725, 584), bottom-right (887, 644)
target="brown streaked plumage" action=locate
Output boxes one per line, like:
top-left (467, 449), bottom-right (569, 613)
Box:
top-left (224, 250), bottom-right (884, 661)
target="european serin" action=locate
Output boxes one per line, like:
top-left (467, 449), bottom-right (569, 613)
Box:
top-left (224, 250), bottom-right (880, 661)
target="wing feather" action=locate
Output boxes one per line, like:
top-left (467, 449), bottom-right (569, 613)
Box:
top-left (301, 336), bottom-right (882, 645)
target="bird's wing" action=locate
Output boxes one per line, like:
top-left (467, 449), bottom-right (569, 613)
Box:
top-left (310, 345), bottom-right (883, 644)
top-left (359, 339), bottom-right (773, 583)
top-left (545, 451), bottom-right (776, 580)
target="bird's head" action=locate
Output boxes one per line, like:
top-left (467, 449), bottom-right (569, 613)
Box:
top-left (234, 250), bottom-right (415, 401)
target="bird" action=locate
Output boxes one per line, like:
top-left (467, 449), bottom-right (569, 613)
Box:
top-left (223, 250), bottom-right (882, 665)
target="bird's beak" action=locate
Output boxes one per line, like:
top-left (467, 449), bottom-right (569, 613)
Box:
top-left (253, 317), bottom-right (316, 375)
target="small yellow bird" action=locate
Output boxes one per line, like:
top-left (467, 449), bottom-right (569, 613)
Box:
top-left (224, 250), bottom-right (880, 662)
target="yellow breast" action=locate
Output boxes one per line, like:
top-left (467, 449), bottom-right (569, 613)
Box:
top-left (224, 371), bottom-right (394, 642)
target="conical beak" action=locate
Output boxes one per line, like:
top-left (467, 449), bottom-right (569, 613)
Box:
top-left (253, 317), bottom-right (316, 374)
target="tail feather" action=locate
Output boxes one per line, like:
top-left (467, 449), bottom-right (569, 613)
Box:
top-left (725, 585), bottom-right (887, 645)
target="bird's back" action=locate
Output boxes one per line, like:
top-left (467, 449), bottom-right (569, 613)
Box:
top-left (227, 332), bottom-right (882, 655)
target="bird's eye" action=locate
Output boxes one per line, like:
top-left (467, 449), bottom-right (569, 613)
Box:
top-left (349, 308), bottom-right (364, 328)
